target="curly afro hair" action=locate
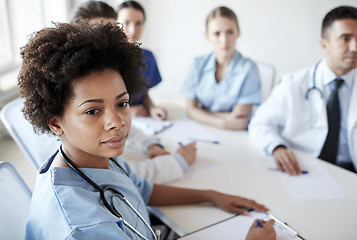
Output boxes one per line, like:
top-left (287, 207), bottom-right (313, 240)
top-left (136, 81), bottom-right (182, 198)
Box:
top-left (18, 21), bottom-right (148, 134)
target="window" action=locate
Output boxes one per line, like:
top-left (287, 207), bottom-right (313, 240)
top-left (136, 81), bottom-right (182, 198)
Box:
top-left (0, 0), bottom-right (48, 105)
top-left (0, 0), bottom-right (13, 72)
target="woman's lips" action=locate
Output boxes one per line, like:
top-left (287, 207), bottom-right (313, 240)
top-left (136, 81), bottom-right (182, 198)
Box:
top-left (101, 135), bottom-right (127, 148)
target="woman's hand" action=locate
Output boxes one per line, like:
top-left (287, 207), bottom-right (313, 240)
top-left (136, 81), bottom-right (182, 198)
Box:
top-left (209, 191), bottom-right (269, 215)
top-left (246, 219), bottom-right (276, 240)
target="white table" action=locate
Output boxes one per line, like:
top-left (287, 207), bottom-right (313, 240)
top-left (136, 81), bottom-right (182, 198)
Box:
top-left (127, 106), bottom-right (357, 240)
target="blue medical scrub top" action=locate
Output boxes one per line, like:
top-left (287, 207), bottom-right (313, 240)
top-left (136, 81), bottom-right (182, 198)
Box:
top-left (181, 51), bottom-right (261, 112)
top-left (25, 153), bottom-right (154, 240)
top-left (131, 49), bottom-right (162, 105)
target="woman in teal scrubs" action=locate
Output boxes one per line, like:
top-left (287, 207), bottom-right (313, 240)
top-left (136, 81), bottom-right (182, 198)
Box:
top-left (182, 6), bottom-right (261, 130)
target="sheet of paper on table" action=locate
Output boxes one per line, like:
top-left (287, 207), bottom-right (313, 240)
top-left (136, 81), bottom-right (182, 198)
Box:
top-left (162, 120), bottom-right (219, 145)
top-left (269, 151), bottom-right (345, 199)
top-left (178, 211), bottom-right (302, 240)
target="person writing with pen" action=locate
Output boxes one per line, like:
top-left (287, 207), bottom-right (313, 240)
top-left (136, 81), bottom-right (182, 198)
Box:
top-left (22, 21), bottom-right (275, 239)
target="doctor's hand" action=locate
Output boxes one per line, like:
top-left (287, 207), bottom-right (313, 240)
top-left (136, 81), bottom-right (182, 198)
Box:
top-left (150, 106), bottom-right (167, 120)
top-left (176, 142), bottom-right (197, 166)
top-left (131, 105), bottom-right (150, 117)
top-left (246, 219), bottom-right (276, 240)
top-left (209, 191), bottom-right (269, 215)
top-left (273, 146), bottom-right (302, 175)
top-left (147, 145), bottom-right (169, 159)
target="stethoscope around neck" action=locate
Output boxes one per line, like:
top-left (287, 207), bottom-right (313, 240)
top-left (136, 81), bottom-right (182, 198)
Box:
top-left (59, 145), bottom-right (159, 240)
top-left (305, 60), bottom-right (324, 100)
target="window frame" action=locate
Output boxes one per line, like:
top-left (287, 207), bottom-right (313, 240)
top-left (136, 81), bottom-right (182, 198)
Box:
top-left (0, 0), bottom-right (16, 74)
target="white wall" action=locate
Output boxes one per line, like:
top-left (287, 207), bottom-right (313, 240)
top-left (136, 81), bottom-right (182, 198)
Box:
top-left (130, 0), bottom-right (357, 106)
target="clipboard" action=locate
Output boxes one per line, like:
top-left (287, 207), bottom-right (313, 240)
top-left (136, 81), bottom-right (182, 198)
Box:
top-left (178, 211), bottom-right (305, 240)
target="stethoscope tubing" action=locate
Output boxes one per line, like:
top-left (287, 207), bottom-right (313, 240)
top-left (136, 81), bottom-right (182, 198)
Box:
top-left (59, 145), bottom-right (158, 240)
top-left (305, 60), bottom-right (324, 100)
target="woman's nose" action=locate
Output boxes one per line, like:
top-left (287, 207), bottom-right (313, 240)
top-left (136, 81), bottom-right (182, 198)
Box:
top-left (127, 24), bottom-right (135, 36)
top-left (219, 33), bottom-right (227, 44)
top-left (104, 111), bottom-right (125, 131)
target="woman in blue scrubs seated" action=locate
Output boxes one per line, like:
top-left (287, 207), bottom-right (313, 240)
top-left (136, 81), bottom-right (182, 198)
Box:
top-left (182, 6), bottom-right (261, 130)
top-left (117, 1), bottom-right (167, 120)
top-left (21, 22), bottom-right (275, 239)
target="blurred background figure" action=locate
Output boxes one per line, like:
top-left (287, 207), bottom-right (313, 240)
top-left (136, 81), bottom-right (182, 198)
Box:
top-left (181, 6), bottom-right (261, 130)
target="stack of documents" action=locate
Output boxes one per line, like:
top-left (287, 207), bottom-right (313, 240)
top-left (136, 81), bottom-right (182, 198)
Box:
top-left (132, 117), bottom-right (173, 136)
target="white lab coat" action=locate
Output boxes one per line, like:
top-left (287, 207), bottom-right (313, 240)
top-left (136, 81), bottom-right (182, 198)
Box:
top-left (126, 126), bottom-right (186, 184)
top-left (249, 62), bottom-right (357, 169)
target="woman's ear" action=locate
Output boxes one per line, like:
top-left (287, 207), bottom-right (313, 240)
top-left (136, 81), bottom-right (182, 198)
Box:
top-left (48, 117), bottom-right (63, 136)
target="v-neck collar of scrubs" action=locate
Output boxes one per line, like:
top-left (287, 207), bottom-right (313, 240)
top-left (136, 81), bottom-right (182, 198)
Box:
top-left (203, 50), bottom-right (241, 85)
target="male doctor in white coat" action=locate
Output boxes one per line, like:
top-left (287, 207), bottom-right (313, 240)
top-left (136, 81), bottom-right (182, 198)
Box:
top-left (249, 6), bottom-right (357, 175)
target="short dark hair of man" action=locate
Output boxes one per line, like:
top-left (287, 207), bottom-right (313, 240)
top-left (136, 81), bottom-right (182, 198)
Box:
top-left (322, 5), bottom-right (357, 38)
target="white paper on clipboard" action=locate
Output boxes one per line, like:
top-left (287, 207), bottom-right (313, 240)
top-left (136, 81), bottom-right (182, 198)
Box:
top-left (178, 211), bottom-right (303, 240)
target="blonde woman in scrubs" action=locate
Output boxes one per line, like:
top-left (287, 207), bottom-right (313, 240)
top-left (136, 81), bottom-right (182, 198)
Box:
top-left (182, 6), bottom-right (261, 130)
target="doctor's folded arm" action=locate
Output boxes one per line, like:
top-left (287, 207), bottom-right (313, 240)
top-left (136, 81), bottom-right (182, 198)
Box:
top-left (249, 5), bottom-right (357, 175)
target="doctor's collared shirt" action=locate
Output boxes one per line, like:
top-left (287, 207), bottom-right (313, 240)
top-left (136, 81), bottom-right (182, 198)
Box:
top-left (181, 51), bottom-right (261, 112)
top-left (263, 59), bottom-right (355, 163)
top-left (25, 155), bottom-right (154, 240)
top-left (319, 60), bottom-right (355, 164)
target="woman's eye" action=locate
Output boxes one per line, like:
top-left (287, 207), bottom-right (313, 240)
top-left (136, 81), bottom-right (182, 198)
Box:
top-left (118, 101), bottom-right (129, 108)
top-left (85, 109), bottom-right (100, 115)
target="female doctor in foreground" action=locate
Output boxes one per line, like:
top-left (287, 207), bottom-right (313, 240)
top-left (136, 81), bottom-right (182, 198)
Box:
top-left (22, 22), bottom-right (275, 239)
top-left (71, 0), bottom-right (198, 185)
top-left (182, 6), bottom-right (261, 130)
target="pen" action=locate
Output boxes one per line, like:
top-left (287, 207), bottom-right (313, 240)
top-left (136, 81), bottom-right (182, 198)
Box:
top-left (153, 124), bottom-right (173, 135)
top-left (189, 138), bottom-right (220, 144)
top-left (268, 168), bottom-right (309, 174)
top-left (256, 220), bottom-right (263, 227)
